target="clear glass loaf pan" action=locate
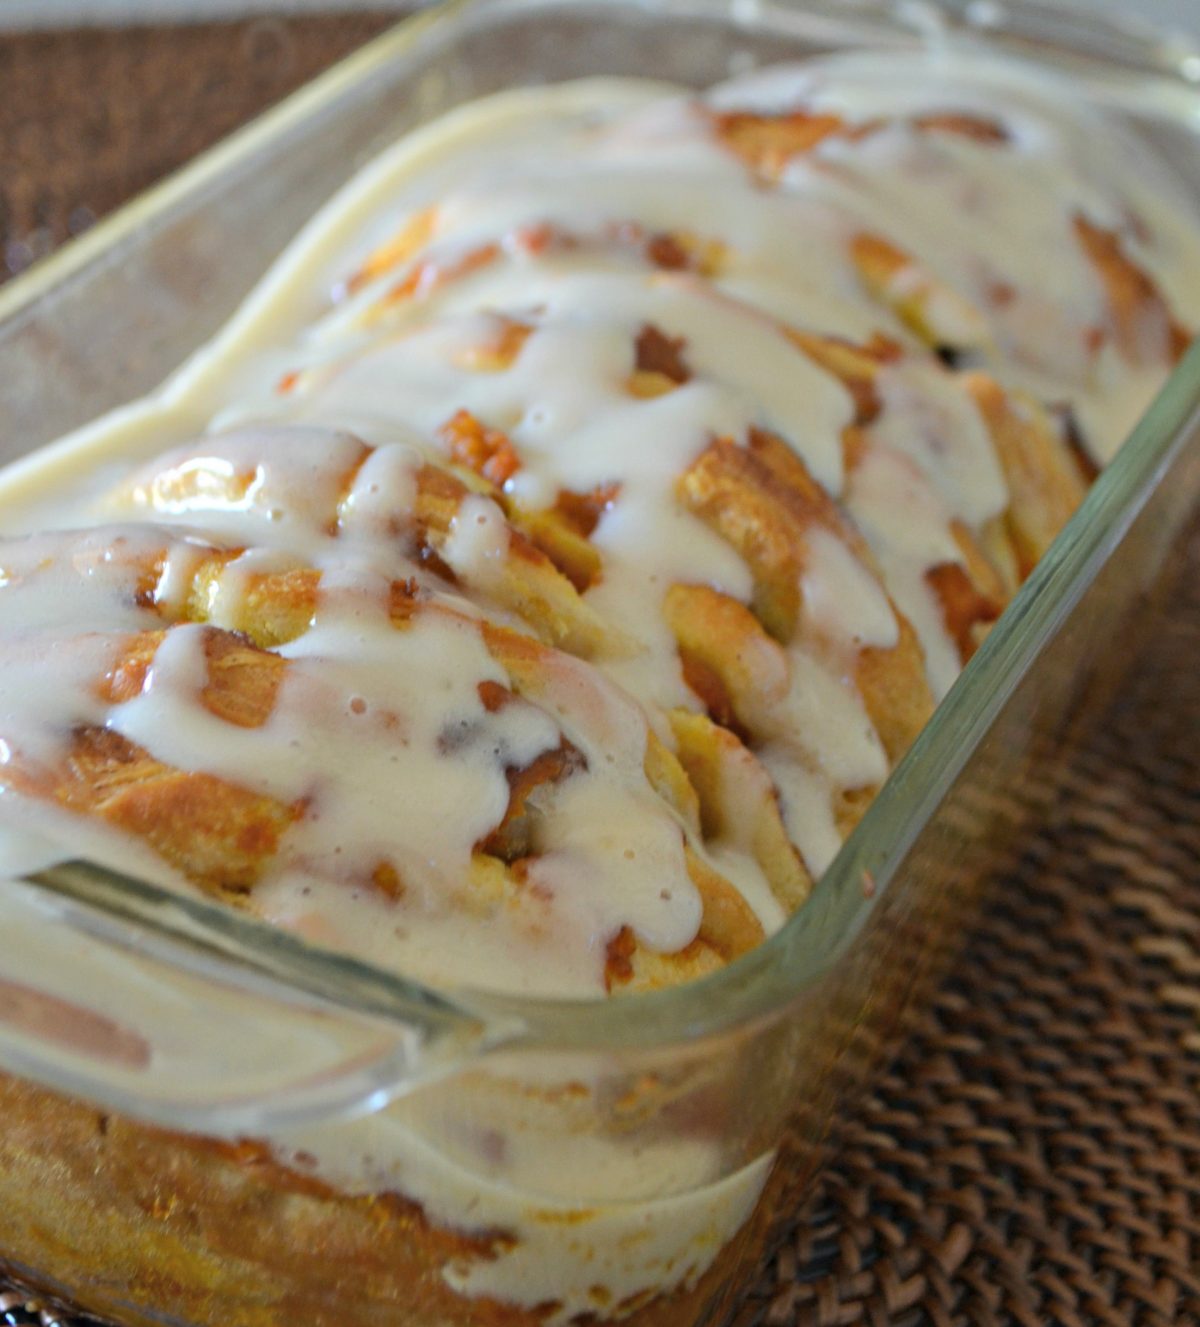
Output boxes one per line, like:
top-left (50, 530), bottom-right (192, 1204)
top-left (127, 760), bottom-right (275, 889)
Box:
top-left (0, 2), bottom-right (1198, 1325)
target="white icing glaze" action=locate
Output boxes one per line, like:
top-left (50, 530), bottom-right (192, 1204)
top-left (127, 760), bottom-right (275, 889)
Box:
top-left (844, 444), bottom-right (967, 700)
top-left (870, 360), bottom-right (1009, 527)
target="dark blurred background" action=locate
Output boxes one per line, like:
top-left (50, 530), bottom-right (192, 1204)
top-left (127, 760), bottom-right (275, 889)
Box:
top-left (0, 11), bottom-right (400, 282)
top-left (2, 0), bottom-right (1198, 285)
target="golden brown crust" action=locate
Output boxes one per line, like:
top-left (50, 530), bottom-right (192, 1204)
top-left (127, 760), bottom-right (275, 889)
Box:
top-left (712, 107), bottom-right (859, 175)
top-left (961, 373), bottom-right (1090, 578)
top-left (57, 727), bottom-right (298, 898)
top-left (856, 614), bottom-right (935, 765)
top-left (785, 330), bottom-right (901, 425)
top-left (676, 437), bottom-right (806, 643)
top-left (670, 709), bottom-right (813, 914)
top-left (412, 462), bottom-right (617, 659)
top-left (0, 1071), bottom-right (770, 1327)
top-left (1073, 213), bottom-right (1191, 363)
top-left (711, 105), bottom-right (1008, 179)
top-left (849, 232), bottom-right (991, 354)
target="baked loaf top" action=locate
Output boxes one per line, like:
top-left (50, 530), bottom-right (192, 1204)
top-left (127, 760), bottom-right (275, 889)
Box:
top-left (0, 53), bottom-right (1195, 998)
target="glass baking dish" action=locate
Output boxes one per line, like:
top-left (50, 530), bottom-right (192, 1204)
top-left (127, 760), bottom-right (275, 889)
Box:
top-left (0, 2), bottom-right (1198, 1325)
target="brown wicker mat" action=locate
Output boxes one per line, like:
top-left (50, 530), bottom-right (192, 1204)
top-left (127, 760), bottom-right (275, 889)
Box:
top-left (735, 548), bottom-right (1200, 1327)
top-left (1, 15), bottom-right (1198, 1327)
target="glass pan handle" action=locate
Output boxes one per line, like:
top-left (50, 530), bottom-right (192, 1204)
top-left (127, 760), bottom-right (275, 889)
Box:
top-left (0, 860), bottom-right (516, 1135)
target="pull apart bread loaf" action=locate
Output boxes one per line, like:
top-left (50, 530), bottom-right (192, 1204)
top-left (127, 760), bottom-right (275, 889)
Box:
top-left (1, 55), bottom-right (1196, 1001)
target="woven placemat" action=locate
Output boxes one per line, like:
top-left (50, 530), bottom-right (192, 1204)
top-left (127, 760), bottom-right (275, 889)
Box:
top-left (735, 543), bottom-right (1200, 1327)
top-left (0, 15), bottom-right (1198, 1327)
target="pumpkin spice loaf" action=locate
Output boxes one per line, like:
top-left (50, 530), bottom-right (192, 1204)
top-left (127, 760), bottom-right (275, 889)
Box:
top-left (0, 47), bottom-right (1196, 1327)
